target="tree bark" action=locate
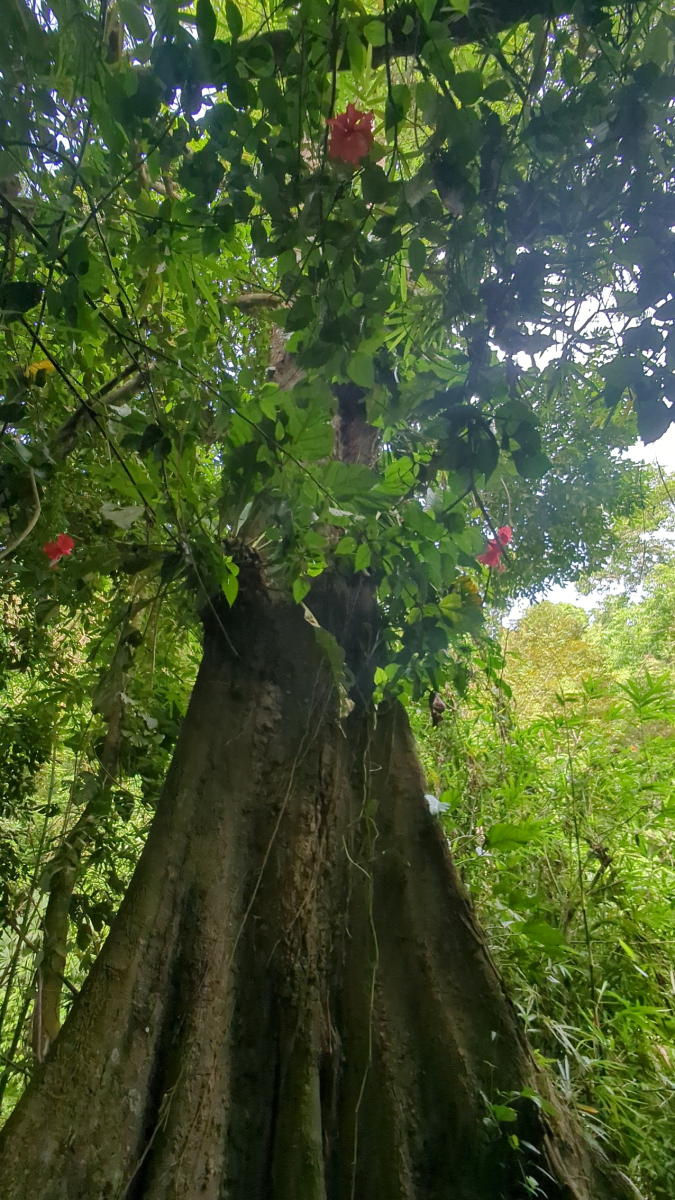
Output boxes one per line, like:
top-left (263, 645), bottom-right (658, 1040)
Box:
top-left (0, 568), bottom-right (637, 1199)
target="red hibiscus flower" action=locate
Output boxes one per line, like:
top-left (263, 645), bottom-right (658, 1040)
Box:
top-left (477, 525), bottom-right (512, 572)
top-left (43, 533), bottom-right (75, 567)
top-left (327, 103), bottom-right (375, 165)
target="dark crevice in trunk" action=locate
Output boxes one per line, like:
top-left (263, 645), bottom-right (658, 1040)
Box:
top-left (125, 881), bottom-right (209, 1200)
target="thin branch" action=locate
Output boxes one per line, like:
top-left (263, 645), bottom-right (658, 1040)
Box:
top-left (17, 319), bottom-right (169, 537)
top-left (471, 482), bottom-right (512, 566)
top-left (52, 365), bottom-right (155, 460)
top-left (0, 453), bottom-right (41, 561)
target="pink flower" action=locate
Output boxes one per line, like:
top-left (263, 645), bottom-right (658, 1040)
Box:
top-left (477, 525), bottom-right (512, 572)
top-left (43, 533), bottom-right (75, 567)
top-left (327, 103), bottom-right (375, 165)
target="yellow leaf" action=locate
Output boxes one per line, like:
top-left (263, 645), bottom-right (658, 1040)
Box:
top-left (24, 359), bottom-right (55, 380)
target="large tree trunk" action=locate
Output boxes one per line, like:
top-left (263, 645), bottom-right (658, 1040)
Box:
top-left (0, 568), bottom-right (636, 1199)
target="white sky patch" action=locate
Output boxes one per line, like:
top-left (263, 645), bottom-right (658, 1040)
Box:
top-left (625, 422), bottom-right (675, 472)
top-left (504, 579), bottom-right (633, 627)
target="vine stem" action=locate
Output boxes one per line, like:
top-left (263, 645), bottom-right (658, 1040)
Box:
top-left (0, 747), bottom-right (57, 1108)
top-left (0, 447), bottom-right (40, 561)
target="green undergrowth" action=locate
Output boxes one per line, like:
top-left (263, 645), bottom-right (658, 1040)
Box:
top-left (412, 599), bottom-right (675, 1199)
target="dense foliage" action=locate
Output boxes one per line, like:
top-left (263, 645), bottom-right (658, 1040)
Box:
top-left (5, 0), bottom-right (675, 702)
top-left (413, 562), bottom-right (675, 1199)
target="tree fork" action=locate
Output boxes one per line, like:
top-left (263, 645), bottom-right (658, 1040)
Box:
top-left (0, 568), bottom-right (636, 1199)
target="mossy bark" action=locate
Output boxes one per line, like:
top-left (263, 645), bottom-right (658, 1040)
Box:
top-left (0, 573), bottom-right (637, 1199)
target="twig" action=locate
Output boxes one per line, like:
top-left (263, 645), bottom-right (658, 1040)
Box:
top-left (53, 365), bottom-right (154, 459)
top-left (471, 482), bottom-right (512, 566)
top-left (0, 450), bottom-right (41, 561)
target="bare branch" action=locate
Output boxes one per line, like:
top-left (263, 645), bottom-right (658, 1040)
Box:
top-left (0, 453), bottom-right (41, 562)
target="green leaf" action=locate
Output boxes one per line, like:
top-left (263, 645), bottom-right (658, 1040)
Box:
top-left (519, 920), bottom-right (566, 951)
top-left (257, 77), bottom-right (286, 122)
top-left (0, 401), bottom-right (26, 423)
top-left (196, 0), bottom-right (217, 44)
top-left (226, 0), bottom-right (243, 39)
top-left (511, 448), bottom-right (551, 479)
top-left (490, 1104), bottom-right (518, 1123)
top-left (386, 83), bottom-right (412, 131)
top-left (641, 20), bottom-right (671, 66)
top-left (450, 71), bottom-right (483, 106)
top-left (615, 237), bottom-right (659, 267)
top-left (100, 503), bottom-right (145, 530)
top-left (495, 399), bottom-right (539, 430)
top-left (601, 354), bottom-right (643, 392)
top-left (483, 78), bottom-right (510, 101)
top-left (439, 593), bottom-right (461, 617)
top-left (408, 238), bottom-right (426, 276)
top-left (618, 938), bottom-right (637, 961)
top-left (560, 50), bottom-right (581, 88)
top-left (0, 281), bottom-right (43, 318)
top-left (416, 80), bottom-right (440, 124)
top-left (361, 163), bottom-right (391, 205)
top-left (299, 340), bottom-right (334, 368)
top-left (414, 0), bottom-right (436, 24)
top-left (293, 577), bottom-right (311, 603)
top-left (438, 787), bottom-right (461, 813)
top-left (376, 456), bottom-right (417, 496)
top-left (347, 353), bottom-right (375, 389)
top-left (335, 535), bottom-right (357, 555)
top-left (486, 820), bottom-right (543, 850)
top-left (286, 405), bottom-right (334, 460)
top-left (246, 38), bottom-right (276, 77)
top-left (312, 623), bottom-right (355, 718)
top-left (316, 461), bottom-right (377, 498)
top-left (66, 235), bottom-right (89, 277)
top-left (221, 563), bottom-right (240, 606)
top-left (286, 293), bottom-right (315, 332)
top-left (636, 398), bottom-right (673, 444)
top-left (347, 31), bottom-right (366, 76)
top-left (354, 542), bottom-right (371, 571)
top-left (117, 0), bottom-right (151, 42)
top-left (449, 0), bottom-right (469, 13)
top-left (363, 19), bottom-right (386, 46)
top-left (178, 143), bottom-right (225, 205)
top-left (422, 38), bottom-right (456, 84)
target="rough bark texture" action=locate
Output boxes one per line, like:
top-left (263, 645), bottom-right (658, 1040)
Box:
top-left (333, 385), bottom-right (380, 468)
top-left (0, 570), bottom-right (637, 1200)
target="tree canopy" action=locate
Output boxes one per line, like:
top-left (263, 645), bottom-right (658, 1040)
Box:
top-left (3, 0), bottom-right (675, 701)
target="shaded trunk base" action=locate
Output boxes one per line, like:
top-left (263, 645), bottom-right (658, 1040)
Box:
top-left (0, 578), bottom-right (635, 1200)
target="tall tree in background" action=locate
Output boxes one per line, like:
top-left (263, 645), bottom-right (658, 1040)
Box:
top-left (0, 0), bottom-right (674, 1194)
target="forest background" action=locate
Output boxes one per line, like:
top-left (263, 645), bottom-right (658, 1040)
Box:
top-left (3, 0), bottom-right (675, 1196)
